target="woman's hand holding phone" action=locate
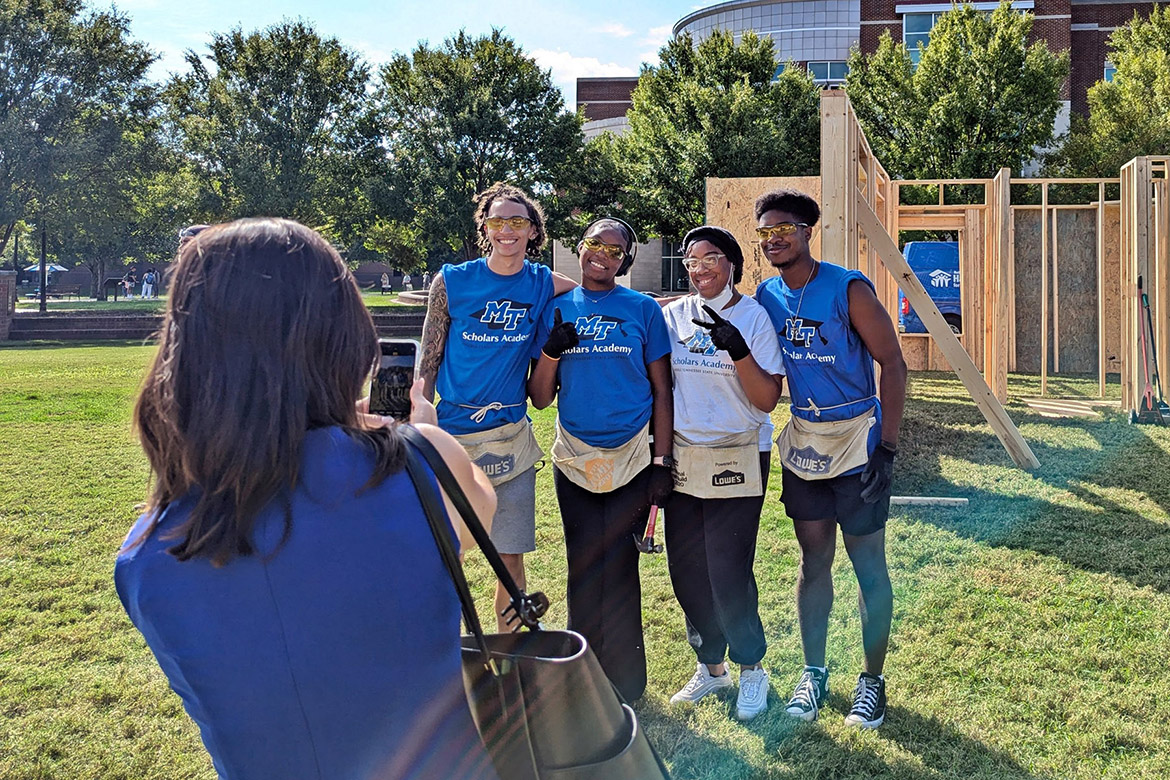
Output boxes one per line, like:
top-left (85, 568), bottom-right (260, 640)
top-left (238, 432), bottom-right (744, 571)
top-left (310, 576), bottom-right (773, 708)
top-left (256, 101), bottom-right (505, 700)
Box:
top-left (358, 379), bottom-right (435, 429)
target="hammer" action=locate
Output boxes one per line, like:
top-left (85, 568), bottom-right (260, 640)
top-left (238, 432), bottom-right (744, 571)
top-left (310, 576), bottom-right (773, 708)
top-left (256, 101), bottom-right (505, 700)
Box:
top-left (634, 504), bottom-right (664, 554)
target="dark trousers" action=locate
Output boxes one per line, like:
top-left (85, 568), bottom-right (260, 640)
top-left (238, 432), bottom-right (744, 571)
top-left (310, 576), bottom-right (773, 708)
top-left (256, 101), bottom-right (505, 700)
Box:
top-left (555, 466), bottom-right (652, 702)
top-left (665, 453), bottom-right (770, 667)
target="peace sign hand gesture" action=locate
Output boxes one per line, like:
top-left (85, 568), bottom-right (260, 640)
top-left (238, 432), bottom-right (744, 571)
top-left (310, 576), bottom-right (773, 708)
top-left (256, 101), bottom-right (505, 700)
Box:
top-left (692, 304), bottom-right (751, 362)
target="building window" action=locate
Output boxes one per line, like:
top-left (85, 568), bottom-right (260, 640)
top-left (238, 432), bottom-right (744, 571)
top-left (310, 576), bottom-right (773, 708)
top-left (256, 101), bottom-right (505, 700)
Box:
top-left (772, 63), bottom-right (786, 81)
top-left (1104, 62), bottom-right (1116, 82)
top-left (808, 61), bottom-right (849, 85)
top-left (903, 12), bottom-right (945, 64)
top-left (661, 240), bottom-right (691, 293)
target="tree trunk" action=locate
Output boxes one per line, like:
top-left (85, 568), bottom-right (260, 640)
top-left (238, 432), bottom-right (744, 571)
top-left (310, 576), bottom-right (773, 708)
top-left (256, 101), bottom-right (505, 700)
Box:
top-left (38, 222), bottom-right (47, 314)
top-left (0, 222), bottom-right (13, 261)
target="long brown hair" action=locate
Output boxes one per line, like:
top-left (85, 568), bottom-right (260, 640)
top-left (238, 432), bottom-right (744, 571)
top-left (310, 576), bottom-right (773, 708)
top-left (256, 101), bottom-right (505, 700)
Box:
top-left (135, 218), bottom-right (402, 565)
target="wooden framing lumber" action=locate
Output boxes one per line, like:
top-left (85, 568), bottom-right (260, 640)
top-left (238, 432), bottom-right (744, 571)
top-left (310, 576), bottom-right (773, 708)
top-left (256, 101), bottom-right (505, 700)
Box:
top-left (1098, 182), bottom-right (1107, 398)
top-left (1041, 184), bottom-right (1049, 396)
top-left (890, 496), bottom-right (970, 507)
top-left (856, 196), bottom-right (1040, 469)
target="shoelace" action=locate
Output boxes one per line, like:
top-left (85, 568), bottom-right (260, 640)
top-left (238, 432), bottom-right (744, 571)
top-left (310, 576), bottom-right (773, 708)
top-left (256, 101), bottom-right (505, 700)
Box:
top-left (740, 672), bottom-right (763, 699)
top-left (789, 671), bottom-right (820, 709)
top-left (682, 669), bottom-right (709, 694)
top-left (851, 678), bottom-right (880, 715)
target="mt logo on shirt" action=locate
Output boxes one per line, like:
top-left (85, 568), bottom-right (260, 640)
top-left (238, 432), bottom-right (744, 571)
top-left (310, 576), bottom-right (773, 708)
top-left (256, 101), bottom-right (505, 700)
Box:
top-left (682, 329), bottom-right (718, 357)
top-left (574, 314), bottom-right (624, 341)
top-left (784, 316), bottom-right (827, 349)
top-left (474, 300), bottom-right (532, 330)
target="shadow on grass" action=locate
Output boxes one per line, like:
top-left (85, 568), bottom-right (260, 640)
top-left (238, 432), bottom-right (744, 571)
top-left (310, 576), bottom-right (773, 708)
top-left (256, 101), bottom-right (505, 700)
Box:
top-left (638, 695), bottom-right (1045, 779)
top-left (895, 392), bottom-right (1170, 593)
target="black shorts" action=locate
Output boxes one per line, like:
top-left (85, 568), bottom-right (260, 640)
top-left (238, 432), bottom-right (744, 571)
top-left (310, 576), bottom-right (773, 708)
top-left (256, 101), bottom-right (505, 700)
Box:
top-left (780, 467), bottom-right (890, 537)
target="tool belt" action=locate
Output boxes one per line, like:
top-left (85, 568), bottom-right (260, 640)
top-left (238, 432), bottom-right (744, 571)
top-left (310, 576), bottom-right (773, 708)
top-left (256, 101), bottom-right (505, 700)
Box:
top-left (453, 419), bottom-right (542, 487)
top-left (776, 406), bottom-right (876, 480)
top-left (551, 421), bottom-right (651, 494)
top-left (672, 429), bottom-right (762, 499)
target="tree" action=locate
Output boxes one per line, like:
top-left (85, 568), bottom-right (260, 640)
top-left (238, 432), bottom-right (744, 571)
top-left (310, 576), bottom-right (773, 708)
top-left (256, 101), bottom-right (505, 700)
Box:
top-left (163, 21), bottom-right (373, 239)
top-left (606, 30), bottom-right (820, 240)
top-left (1049, 7), bottom-right (1170, 175)
top-left (0, 0), bottom-right (157, 257)
top-left (372, 30), bottom-right (583, 261)
top-left (846, 2), bottom-right (1068, 179)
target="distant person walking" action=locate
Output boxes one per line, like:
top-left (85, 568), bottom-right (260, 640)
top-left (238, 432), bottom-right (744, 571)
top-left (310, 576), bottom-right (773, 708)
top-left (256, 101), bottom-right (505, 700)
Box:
top-left (141, 268), bottom-right (157, 299)
top-left (122, 268), bottom-right (138, 299)
top-left (380, 272), bottom-right (391, 294)
top-left (403, 273), bottom-right (413, 291)
top-left (422, 271), bottom-right (432, 290)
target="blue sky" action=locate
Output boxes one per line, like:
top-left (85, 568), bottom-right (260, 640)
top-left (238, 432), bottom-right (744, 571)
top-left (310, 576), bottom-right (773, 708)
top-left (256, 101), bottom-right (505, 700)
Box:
top-left (102, 0), bottom-right (702, 104)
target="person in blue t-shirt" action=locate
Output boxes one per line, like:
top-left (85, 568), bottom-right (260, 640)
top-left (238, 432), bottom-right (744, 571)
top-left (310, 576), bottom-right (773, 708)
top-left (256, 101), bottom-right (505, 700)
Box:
top-left (528, 217), bottom-right (673, 702)
top-left (116, 218), bottom-right (499, 780)
top-left (419, 182), bottom-right (577, 631)
top-left (752, 188), bottom-right (907, 731)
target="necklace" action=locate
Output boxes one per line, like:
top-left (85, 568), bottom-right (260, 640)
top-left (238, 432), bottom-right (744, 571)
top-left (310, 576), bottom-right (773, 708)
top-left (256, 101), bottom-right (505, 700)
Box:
top-left (581, 285), bottom-right (617, 306)
top-left (792, 260), bottom-right (818, 322)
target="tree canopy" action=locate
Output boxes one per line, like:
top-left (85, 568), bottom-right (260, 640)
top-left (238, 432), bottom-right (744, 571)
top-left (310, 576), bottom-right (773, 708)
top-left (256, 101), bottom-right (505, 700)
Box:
top-left (372, 29), bottom-right (583, 262)
top-left (163, 21), bottom-right (373, 238)
top-left (1049, 6), bottom-right (1170, 175)
top-left (846, 2), bottom-right (1068, 179)
top-left (606, 30), bottom-right (820, 239)
top-left (0, 0), bottom-right (158, 257)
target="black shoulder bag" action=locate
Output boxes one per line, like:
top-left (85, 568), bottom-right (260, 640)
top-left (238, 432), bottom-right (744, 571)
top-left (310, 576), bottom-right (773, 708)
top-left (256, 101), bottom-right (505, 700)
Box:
top-left (400, 425), bottom-right (670, 780)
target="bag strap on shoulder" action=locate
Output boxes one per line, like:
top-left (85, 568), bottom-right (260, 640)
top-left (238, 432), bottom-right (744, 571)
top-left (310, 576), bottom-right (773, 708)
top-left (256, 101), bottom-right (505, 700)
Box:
top-left (400, 425), bottom-right (548, 631)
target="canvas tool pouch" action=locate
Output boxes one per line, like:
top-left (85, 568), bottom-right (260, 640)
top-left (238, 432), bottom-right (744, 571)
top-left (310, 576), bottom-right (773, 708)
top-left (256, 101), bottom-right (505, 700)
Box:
top-left (672, 430), bottom-right (762, 499)
top-left (551, 422), bottom-right (651, 493)
top-left (454, 420), bottom-right (542, 487)
top-left (776, 407), bottom-right (876, 480)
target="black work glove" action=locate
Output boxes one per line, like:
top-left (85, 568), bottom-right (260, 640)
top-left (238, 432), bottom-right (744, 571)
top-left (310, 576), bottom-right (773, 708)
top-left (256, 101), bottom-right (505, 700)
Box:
top-left (859, 441), bottom-right (896, 503)
top-left (692, 304), bottom-right (750, 361)
top-left (542, 308), bottom-right (579, 359)
top-left (648, 464), bottom-right (674, 506)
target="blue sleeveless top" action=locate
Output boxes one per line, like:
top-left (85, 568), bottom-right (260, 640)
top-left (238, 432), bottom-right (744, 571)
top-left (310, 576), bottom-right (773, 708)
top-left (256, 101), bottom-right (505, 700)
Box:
top-left (755, 262), bottom-right (883, 463)
top-left (436, 258), bottom-right (554, 435)
top-left (115, 427), bottom-right (497, 780)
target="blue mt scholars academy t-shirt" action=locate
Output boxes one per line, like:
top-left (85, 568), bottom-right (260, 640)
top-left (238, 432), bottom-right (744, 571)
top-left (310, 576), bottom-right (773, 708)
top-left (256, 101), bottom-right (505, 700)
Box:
top-left (437, 258), bottom-right (554, 435)
top-left (755, 262), bottom-right (882, 466)
top-left (539, 286), bottom-right (672, 448)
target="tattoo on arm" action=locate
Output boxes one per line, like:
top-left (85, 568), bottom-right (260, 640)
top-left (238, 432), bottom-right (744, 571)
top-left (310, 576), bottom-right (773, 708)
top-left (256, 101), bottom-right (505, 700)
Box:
top-left (419, 272), bottom-right (450, 402)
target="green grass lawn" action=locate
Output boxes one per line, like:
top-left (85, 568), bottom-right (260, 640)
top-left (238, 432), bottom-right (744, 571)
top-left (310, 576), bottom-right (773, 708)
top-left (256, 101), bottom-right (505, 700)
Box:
top-left (1, 344), bottom-right (1168, 779)
top-left (14, 292), bottom-right (420, 313)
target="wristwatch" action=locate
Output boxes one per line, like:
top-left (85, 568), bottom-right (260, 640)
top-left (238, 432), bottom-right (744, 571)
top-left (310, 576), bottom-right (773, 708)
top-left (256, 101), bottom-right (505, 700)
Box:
top-left (652, 455), bottom-right (676, 468)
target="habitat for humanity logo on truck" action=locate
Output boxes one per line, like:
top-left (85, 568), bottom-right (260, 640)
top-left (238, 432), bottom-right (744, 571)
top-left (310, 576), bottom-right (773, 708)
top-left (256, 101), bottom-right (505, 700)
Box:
top-left (899, 241), bottom-right (963, 335)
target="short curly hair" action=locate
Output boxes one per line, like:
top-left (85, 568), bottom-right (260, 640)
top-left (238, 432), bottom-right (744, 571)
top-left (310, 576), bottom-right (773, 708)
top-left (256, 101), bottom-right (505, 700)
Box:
top-left (754, 189), bottom-right (821, 227)
top-left (473, 182), bottom-right (547, 259)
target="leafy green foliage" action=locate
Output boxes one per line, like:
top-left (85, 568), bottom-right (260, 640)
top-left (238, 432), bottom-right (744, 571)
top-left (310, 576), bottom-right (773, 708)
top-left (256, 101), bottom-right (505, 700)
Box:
top-left (847, 3), bottom-right (1068, 178)
top-left (0, 0), bottom-right (159, 257)
top-left (163, 21), bottom-right (373, 240)
top-left (1049, 6), bottom-right (1170, 175)
top-left (609, 31), bottom-right (820, 239)
top-left (371, 30), bottom-right (583, 261)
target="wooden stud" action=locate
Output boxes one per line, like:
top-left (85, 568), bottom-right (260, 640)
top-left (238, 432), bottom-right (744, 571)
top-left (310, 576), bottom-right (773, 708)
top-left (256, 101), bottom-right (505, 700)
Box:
top-left (1098, 182), bottom-right (1107, 398)
top-left (857, 195), bottom-right (1040, 469)
top-left (1052, 206), bottom-right (1060, 375)
top-left (1041, 183), bottom-right (1049, 396)
top-left (890, 496), bottom-right (970, 507)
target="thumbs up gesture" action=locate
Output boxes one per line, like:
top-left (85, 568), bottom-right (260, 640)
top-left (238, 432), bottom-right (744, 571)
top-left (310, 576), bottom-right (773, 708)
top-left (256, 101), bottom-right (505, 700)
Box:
top-left (692, 304), bottom-right (750, 361)
top-left (542, 308), bottom-right (580, 360)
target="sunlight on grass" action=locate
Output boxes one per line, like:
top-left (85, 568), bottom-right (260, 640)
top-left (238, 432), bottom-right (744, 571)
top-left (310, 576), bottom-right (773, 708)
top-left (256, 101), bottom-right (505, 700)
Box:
top-left (3, 345), bottom-right (1170, 779)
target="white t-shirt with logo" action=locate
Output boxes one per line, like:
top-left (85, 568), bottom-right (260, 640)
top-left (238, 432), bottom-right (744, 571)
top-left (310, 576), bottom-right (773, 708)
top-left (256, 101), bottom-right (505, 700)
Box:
top-left (663, 294), bottom-right (785, 451)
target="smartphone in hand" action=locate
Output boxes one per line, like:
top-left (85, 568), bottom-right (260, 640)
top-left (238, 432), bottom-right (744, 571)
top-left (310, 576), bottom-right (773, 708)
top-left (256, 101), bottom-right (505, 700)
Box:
top-left (369, 339), bottom-right (417, 420)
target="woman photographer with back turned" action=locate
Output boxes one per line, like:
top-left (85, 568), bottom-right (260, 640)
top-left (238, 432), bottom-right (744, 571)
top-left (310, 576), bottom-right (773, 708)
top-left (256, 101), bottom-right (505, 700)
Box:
top-left (115, 218), bottom-right (499, 780)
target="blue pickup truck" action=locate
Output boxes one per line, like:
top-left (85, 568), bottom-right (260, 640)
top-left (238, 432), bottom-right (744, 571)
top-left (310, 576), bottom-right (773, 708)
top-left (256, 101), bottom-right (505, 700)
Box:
top-left (899, 241), bottom-right (962, 334)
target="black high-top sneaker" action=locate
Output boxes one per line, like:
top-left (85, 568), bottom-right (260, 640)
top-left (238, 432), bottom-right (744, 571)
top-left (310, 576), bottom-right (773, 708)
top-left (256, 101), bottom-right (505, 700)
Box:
top-left (844, 672), bottom-right (886, 729)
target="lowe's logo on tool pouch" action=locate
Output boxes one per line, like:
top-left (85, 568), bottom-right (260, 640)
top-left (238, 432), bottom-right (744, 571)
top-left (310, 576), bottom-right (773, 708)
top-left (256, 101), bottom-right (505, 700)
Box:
top-left (477, 300), bottom-right (530, 330)
top-left (474, 452), bottom-right (514, 479)
top-left (712, 470), bottom-right (745, 487)
top-left (786, 445), bottom-right (832, 474)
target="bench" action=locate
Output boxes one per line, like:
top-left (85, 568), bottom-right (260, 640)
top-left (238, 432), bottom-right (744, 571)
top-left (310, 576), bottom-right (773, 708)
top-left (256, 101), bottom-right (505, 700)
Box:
top-left (25, 285), bottom-right (83, 300)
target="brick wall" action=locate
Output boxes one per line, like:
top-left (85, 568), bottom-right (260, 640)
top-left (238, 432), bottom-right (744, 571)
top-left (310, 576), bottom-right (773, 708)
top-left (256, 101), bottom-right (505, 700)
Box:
top-left (0, 271), bottom-right (15, 340)
top-left (577, 78), bottom-right (638, 122)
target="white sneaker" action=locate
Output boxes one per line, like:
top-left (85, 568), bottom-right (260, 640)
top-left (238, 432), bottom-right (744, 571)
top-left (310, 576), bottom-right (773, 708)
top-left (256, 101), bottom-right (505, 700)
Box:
top-left (670, 662), bottom-right (733, 704)
top-left (736, 667), bottom-right (770, 721)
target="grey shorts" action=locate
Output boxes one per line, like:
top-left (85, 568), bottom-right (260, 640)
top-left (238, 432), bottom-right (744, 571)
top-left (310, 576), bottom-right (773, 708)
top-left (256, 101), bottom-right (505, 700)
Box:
top-left (488, 466), bottom-right (537, 554)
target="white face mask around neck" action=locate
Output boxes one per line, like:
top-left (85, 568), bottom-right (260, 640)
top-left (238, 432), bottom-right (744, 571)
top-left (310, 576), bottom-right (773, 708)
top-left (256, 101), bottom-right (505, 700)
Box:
top-left (699, 278), bottom-right (735, 310)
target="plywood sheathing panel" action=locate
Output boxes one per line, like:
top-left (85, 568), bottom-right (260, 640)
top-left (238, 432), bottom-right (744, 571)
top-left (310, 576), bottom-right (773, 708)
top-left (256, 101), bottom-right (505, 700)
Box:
top-left (705, 176), bottom-right (821, 297)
